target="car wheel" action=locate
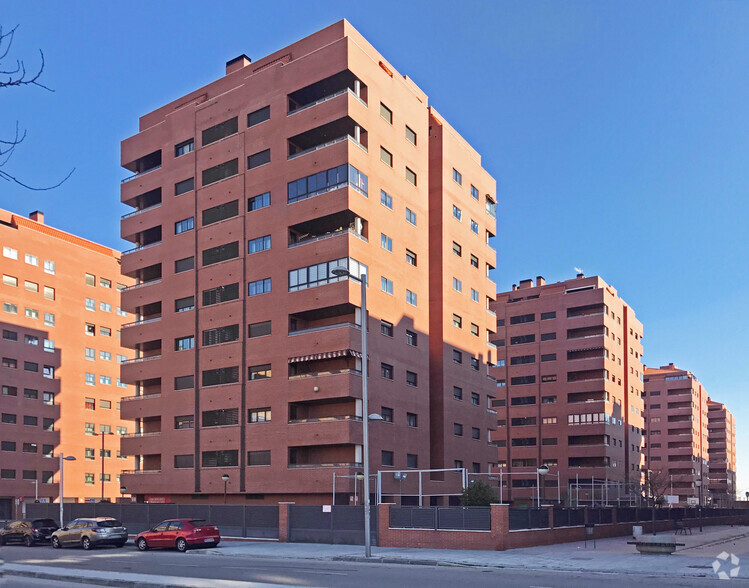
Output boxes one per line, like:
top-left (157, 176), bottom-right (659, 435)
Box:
top-left (116, 541), bottom-right (126, 548)
top-left (24, 536), bottom-right (34, 547)
top-left (137, 538), bottom-right (149, 551)
top-left (82, 536), bottom-right (92, 550)
top-left (176, 538), bottom-right (188, 552)
top-left (52, 537), bottom-right (62, 549)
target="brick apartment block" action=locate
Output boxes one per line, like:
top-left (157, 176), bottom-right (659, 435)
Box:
top-left (707, 399), bottom-right (736, 506)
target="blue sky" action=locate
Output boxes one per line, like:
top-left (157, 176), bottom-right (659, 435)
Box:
top-left (3, 1), bottom-right (748, 493)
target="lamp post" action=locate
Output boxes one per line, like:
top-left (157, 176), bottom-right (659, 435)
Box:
top-left (536, 465), bottom-right (549, 507)
top-left (222, 474), bottom-right (230, 504)
top-left (394, 472), bottom-right (407, 504)
top-left (330, 265), bottom-right (372, 557)
top-left (97, 431), bottom-right (114, 501)
top-left (695, 478), bottom-right (703, 532)
top-left (29, 479), bottom-right (38, 502)
top-left (58, 454), bottom-right (76, 526)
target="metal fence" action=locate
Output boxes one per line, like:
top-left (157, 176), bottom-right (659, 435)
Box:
top-left (552, 508), bottom-right (586, 527)
top-left (509, 508), bottom-right (550, 530)
top-left (389, 506), bottom-right (491, 531)
top-left (288, 505), bottom-right (377, 545)
top-left (25, 503), bottom-right (278, 539)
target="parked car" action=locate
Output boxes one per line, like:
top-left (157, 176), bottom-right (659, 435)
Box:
top-left (51, 517), bottom-right (128, 549)
top-left (136, 519), bottom-right (220, 552)
top-left (0, 518), bottom-right (59, 546)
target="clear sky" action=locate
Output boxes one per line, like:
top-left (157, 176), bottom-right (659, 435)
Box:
top-left (3, 1), bottom-right (748, 494)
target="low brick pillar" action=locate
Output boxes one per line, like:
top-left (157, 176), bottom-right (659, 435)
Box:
top-left (547, 506), bottom-right (555, 529)
top-left (278, 502), bottom-right (294, 542)
top-left (491, 503), bottom-right (509, 550)
top-left (612, 507), bottom-right (618, 525)
top-left (379, 503), bottom-right (391, 535)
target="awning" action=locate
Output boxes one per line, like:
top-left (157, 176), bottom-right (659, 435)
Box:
top-left (288, 349), bottom-right (362, 363)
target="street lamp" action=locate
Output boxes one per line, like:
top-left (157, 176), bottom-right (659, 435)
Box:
top-left (59, 454), bottom-right (76, 526)
top-left (96, 431), bottom-right (115, 502)
top-left (330, 265), bottom-right (372, 558)
top-left (536, 465), bottom-right (549, 507)
top-left (695, 478), bottom-right (703, 532)
top-left (394, 472), bottom-right (407, 504)
top-left (222, 474), bottom-right (230, 504)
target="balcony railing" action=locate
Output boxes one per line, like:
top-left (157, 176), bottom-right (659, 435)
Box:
top-left (289, 228), bottom-right (367, 248)
top-left (121, 202), bottom-right (162, 220)
top-left (121, 355), bottom-right (162, 365)
top-left (121, 469), bottom-right (161, 474)
top-left (121, 431), bottom-right (161, 438)
top-left (289, 322), bottom-right (360, 337)
top-left (287, 135), bottom-right (367, 161)
top-left (122, 241), bottom-right (162, 255)
top-left (289, 415), bottom-right (362, 424)
top-left (121, 165), bottom-right (161, 184)
top-left (121, 279), bottom-right (162, 292)
top-left (288, 87), bottom-right (367, 117)
top-left (486, 308), bottom-right (497, 318)
top-left (122, 317), bottom-right (162, 329)
top-left (120, 393), bottom-right (161, 402)
top-left (289, 368), bottom-right (361, 380)
top-left (288, 462), bottom-right (362, 469)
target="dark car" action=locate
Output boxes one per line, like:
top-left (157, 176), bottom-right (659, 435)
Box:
top-left (51, 517), bottom-right (128, 550)
top-left (0, 518), bottom-right (59, 546)
top-left (136, 519), bottom-right (220, 552)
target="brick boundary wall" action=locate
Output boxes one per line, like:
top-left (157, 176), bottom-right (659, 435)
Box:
top-left (378, 503), bottom-right (749, 551)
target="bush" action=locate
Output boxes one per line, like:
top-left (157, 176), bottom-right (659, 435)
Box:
top-left (461, 481), bottom-right (497, 506)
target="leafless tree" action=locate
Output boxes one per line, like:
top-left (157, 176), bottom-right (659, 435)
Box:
top-left (645, 467), bottom-right (672, 506)
top-left (0, 24), bottom-right (74, 190)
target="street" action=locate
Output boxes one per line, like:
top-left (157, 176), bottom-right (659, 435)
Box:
top-left (0, 544), bottom-right (731, 587)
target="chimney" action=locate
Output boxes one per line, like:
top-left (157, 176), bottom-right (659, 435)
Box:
top-left (576, 272), bottom-right (584, 279)
top-left (518, 279), bottom-right (533, 289)
top-left (536, 276), bottom-right (546, 287)
top-left (512, 284), bottom-right (518, 291)
top-left (226, 54), bottom-right (251, 75)
top-left (29, 211), bottom-right (44, 225)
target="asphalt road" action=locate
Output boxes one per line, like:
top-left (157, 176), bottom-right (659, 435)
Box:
top-left (0, 544), bottom-right (725, 587)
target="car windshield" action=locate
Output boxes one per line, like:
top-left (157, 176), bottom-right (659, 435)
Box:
top-left (189, 519), bottom-right (208, 526)
top-left (96, 519), bottom-right (122, 527)
top-left (33, 519), bottom-right (57, 527)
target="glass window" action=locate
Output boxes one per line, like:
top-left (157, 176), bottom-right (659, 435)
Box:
top-left (175, 217), bottom-right (194, 234)
top-left (452, 205), bottom-right (462, 221)
top-left (25, 254), bottom-right (39, 266)
top-left (44, 260), bottom-right (55, 274)
top-left (248, 235), bottom-right (271, 254)
top-left (175, 139), bottom-right (194, 157)
top-left (381, 363), bottom-right (394, 380)
top-left (406, 330), bottom-right (417, 346)
top-left (471, 219), bottom-right (479, 234)
top-left (405, 126), bottom-right (417, 145)
top-left (248, 278), bottom-right (271, 296)
top-left (3, 246), bottom-right (18, 259)
top-left (380, 147), bottom-right (393, 167)
top-left (380, 321), bottom-right (393, 337)
top-left (248, 191), bottom-right (271, 211)
top-left (85, 273), bottom-right (96, 286)
top-left (2, 275), bottom-right (18, 287)
top-left (406, 371), bottom-right (417, 387)
top-left (380, 103), bottom-right (393, 124)
top-left (453, 168), bottom-right (462, 185)
top-left (380, 277), bottom-right (393, 295)
top-left (471, 289), bottom-right (479, 303)
top-left (453, 278), bottom-right (462, 292)
top-left (406, 290), bottom-right (417, 306)
top-left (247, 149), bottom-right (271, 169)
top-left (380, 189), bottom-right (393, 209)
top-left (405, 249), bottom-right (417, 266)
top-left (405, 167), bottom-right (417, 185)
top-left (248, 105), bottom-right (270, 127)
top-left (471, 185), bottom-right (479, 200)
top-left (44, 312), bottom-right (55, 326)
top-left (380, 234), bottom-right (393, 252)
top-left (175, 177), bottom-right (195, 195)
top-left (405, 208), bottom-right (417, 225)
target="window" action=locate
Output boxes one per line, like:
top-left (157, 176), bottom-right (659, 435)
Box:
top-left (406, 330), bottom-right (417, 346)
top-left (202, 325), bottom-right (239, 346)
top-left (248, 235), bottom-right (271, 254)
top-left (407, 454), bottom-right (418, 468)
top-left (3, 246), bottom-right (18, 259)
top-left (471, 323), bottom-right (479, 336)
top-left (381, 407), bottom-right (394, 422)
top-left (84, 422), bottom-right (95, 435)
top-left (248, 450), bottom-right (271, 466)
top-left (175, 177), bottom-right (195, 195)
top-left (406, 371), bottom-right (417, 387)
top-left (2, 386), bottom-right (16, 396)
top-left (541, 332), bottom-right (557, 341)
top-left (2, 329), bottom-right (17, 341)
top-left (202, 158), bottom-right (239, 186)
top-left (453, 349), bottom-right (463, 364)
top-left (452, 314), bottom-right (462, 328)
top-left (100, 400), bottom-right (111, 409)
top-left (202, 408), bottom-right (240, 427)
top-left (1, 470), bottom-right (19, 480)
top-left (42, 392), bottom-right (53, 405)
top-left (85, 348), bottom-right (95, 361)
top-left (174, 217), bottom-right (194, 234)
top-left (202, 450), bottom-right (239, 468)
top-left (248, 408), bottom-right (271, 423)
top-left (2, 357), bottom-right (16, 368)
top-left (472, 427), bottom-right (481, 440)
top-left (248, 191), bottom-right (271, 211)
top-left (380, 233), bottom-right (393, 252)
top-left (25, 334), bottom-right (38, 346)
top-left (85, 298), bottom-right (95, 311)
top-left (470, 254), bottom-right (479, 268)
top-left (380, 189), bottom-right (393, 209)
top-left (381, 363), bottom-right (394, 380)
top-left (248, 105), bottom-right (270, 127)
top-left (380, 102), bottom-right (393, 123)
top-left (85, 372), bottom-right (95, 386)
top-left (202, 116), bottom-right (238, 146)
top-left (288, 163), bottom-right (367, 203)
top-left (510, 334), bottom-right (535, 345)
top-left (25, 308), bottom-right (38, 319)
top-left (175, 256), bottom-right (195, 273)
top-left (99, 277), bottom-right (111, 289)
top-left (471, 289), bottom-right (479, 303)
top-left (406, 290), bottom-right (417, 306)
top-left (452, 205), bottom-right (462, 221)
top-left (203, 283), bottom-right (239, 306)
top-left (470, 220), bottom-right (479, 234)
top-left (202, 366), bottom-right (240, 386)
top-left (248, 321), bottom-right (271, 338)
top-left (174, 454), bottom-right (194, 469)
top-left (174, 415), bottom-right (194, 429)
top-left (454, 423), bottom-right (463, 436)
top-left (380, 147), bottom-right (393, 167)
top-left (380, 277), bottom-right (393, 295)
top-left (453, 168), bottom-right (462, 185)
top-left (175, 335), bottom-right (195, 351)
top-left (2, 413), bottom-right (17, 425)
top-left (248, 364), bottom-right (271, 380)
top-left (405, 207), bottom-right (417, 225)
top-left (99, 302), bottom-right (111, 312)
top-left (100, 327), bottom-right (111, 337)
top-left (511, 354), bottom-right (536, 366)
top-left (453, 386), bottom-right (463, 400)
top-left (406, 412), bottom-right (418, 428)
top-left (44, 260), bottom-right (55, 274)
top-left (175, 296), bottom-right (195, 312)
top-left (202, 241), bottom-right (239, 266)
top-left (3, 302), bottom-right (17, 314)
top-left (44, 312), bottom-right (55, 326)
top-left (175, 138), bottom-right (194, 157)
top-left (541, 353), bottom-right (557, 362)
top-left (541, 311), bottom-right (556, 320)
top-left (288, 258), bottom-right (367, 293)
top-left (382, 450), bottom-right (394, 466)
top-left (511, 375), bottom-right (536, 385)
top-left (471, 357), bottom-right (479, 370)
top-left (1, 441), bottom-right (15, 451)
top-left (405, 167), bottom-right (417, 185)
top-left (25, 280), bottom-right (38, 292)
top-left (541, 374), bottom-right (557, 383)
top-left (23, 443), bottom-right (37, 453)
top-left (247, 149), bottom-right (271, 169)
top-left (248, 278), bottom-right (272, 296)
top-left (471, 392), bottom-right (480, 406)
top-left (174, 375), bottom-right (195, 390)
top-left (43, 340), bottom-right (54, 353)
top-left (24, 361), bottom-right (38, 372)
top-left (381, 321), bottom-right (393, 337)
top-left (486, 196), bottom-right (497, 217)
top-left (202, 200), bottom-right (239, 226)
top-left (25, 253), bottom-right (39, 266)
top-left (470, 185), bottom-right (479, 200)
top-left (405, 125), bottom-right (417, 145)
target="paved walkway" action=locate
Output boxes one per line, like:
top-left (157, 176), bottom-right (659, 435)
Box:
top-left (203, 525), bottom-right (749, 579)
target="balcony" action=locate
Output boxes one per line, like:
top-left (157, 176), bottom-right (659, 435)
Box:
top-left (122, 316), bottom-right (162, 329)
top-left (288, 442), bottom-right (361, 470)
top-left (121, 279), bottom-right (162, 293)
top-left (289, 210), bottom-right (367, 249)
top-left (567, 303), bottom-right (606, 319)
top-left (122, 150), bottom-right (162, 183)
top-left (288, 117), bottom-right (367, 160)
top-left (121, 355), bottom-right (161, 365)
top-left (288, 69), bottom-right (367, 114)
top-left (121, 469), bottom-right (161, 475)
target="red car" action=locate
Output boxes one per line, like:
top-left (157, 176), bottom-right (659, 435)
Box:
top-left (135, 519), bottom-right (220, 552)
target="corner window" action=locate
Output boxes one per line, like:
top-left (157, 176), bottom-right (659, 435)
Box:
top-left (452, 168), bottom-right (462, 185)
top-left (380, 103), bottom-right (393, 124)
top-left (405, 126), bottom-right (417, 145)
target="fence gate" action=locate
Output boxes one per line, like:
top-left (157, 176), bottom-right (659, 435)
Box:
top-left (288, 505), bottom-right (377, 545)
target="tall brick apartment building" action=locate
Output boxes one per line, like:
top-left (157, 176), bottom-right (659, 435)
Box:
top-left (643, 364), bottom-right (709, 505)
top-left (118, 20), bottom-right (498, 504)
top-left (707, 399), bottom-right (736, 506)
top-left (0, 209), bottom-right (133, 518)
top-left (489, 275), bottom-right (645, 505)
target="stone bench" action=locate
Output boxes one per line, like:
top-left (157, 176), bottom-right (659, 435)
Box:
top-left (627, 535), bottom-right (685, 554)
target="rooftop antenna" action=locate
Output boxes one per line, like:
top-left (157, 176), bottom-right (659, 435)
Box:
top-left (574, 267), bottom-right (584, 275)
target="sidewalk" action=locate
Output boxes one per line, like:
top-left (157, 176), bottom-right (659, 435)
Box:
top-left (196, 524), bottom-right (749, 579)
